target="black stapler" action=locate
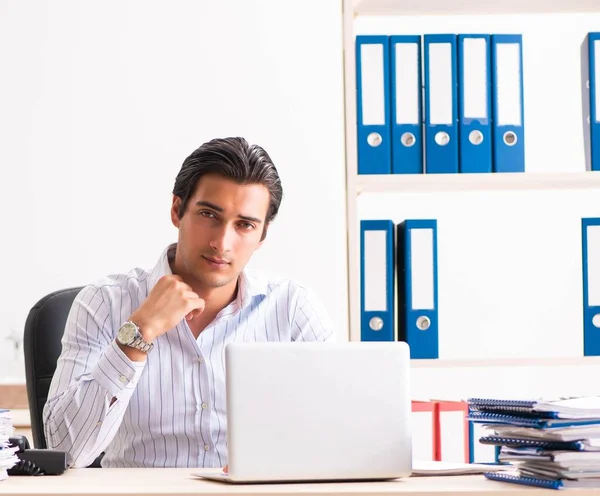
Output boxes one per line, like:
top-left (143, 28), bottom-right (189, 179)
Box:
top-left (6, 436), bottom-right (68, 475)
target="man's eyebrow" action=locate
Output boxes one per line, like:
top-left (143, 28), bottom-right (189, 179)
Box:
top-left (195, 201), bottom-right (223, 212)
top-left (195, 201), bottom-right (263, 224)
top-left (239, 215), bottom-right (263, 224)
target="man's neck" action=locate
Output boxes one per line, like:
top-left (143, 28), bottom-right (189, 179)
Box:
top-left (193, 281), bottom-right (238, 316)
top-left (169, 257), bottom-right (239, 335)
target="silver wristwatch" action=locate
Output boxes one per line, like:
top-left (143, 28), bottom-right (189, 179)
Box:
top-left (116, 321), bottom-right (154, 354)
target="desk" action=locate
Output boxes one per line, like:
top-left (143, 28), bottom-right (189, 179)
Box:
top-left (0, 468), bottom-right (595, 496)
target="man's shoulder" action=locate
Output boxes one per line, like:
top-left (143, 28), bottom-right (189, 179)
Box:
top-left (77, 266), bottom-right (152, 301)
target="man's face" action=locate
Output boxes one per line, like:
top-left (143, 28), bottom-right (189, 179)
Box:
top-left (171, 173), bottom-right (270, 289)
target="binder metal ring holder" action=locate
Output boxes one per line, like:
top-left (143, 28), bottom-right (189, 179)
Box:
top-left (416, 316), bottom-right (431, 331)
top-left (367, 132), bottom-right (383, 147)
top-left (369, 316), bottom-right (384, 331)
top-left (401, 132), bottom-right (416, 147)
top-left (434, 131), bottom-right (450, 146)
top-left (469, 130), bottom-right (484, 145)
top-left (503, 131), bottom-right (517, 146)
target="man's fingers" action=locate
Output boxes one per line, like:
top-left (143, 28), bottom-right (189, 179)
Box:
top-left (185, 298), bottom-right (205, 321)
top-left (185, 309), bottom-right (204, 321)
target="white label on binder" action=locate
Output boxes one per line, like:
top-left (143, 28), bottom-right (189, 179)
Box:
top-left (463, 38), bottom-right (488, 119)
top-left (496, 43), bottom-right (522, 126)
top-left (364, 230), bottom-right (387, 311)
top-left (410, 228), bottom-right (434, 310)
top-left (361, 44), bottom-right (385, 126)
top-left (587, 225), bottom-right (600, 306)
top-left (429, 43), bottom-right (453, 125)
top-left (395, 42), bottom-right (419, 125)
top-left (595, 41), bottom-right (600, 122)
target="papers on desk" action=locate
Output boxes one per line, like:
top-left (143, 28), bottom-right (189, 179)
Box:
top-left (0, 410), bottom-right (18, 481)
top-left (467, 396), bottom-right (600, 489)
top-left (411, 460), bottom-right (508, 476)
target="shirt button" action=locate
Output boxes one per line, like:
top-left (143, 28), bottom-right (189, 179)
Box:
top-left (119, 375), bottom-right (127, 383)
top-left (96, 422), bottom-right (102, 427)
top-left (197, 357), bottom-right (203, 364)
top-left (201, 402), bottom-right (208, 410)
top-left (204, 445), bottom-right (210, 451)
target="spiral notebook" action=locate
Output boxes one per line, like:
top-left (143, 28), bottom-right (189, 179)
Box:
top-left (484, 470), bottom-right (600, 489)
top-left (468, 397), bottom-right (600, 419)
top-left (491, 424), bottom-right (600, 442)
top-left (479, 436), bottom-right (600, 451)
top-left (468, 411), bottom-right (600, 429)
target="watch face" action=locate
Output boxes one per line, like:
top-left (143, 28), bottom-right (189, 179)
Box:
top-left (118, 323), bottom-right (138, 344)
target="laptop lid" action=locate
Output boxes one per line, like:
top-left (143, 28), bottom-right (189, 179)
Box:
top-left (223, 341), bottom-right (412, 482)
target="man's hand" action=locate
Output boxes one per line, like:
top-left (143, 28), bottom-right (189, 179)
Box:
top-left (223, 465), bottom-right (228, 473)
top-left (128, 275), bottom-right (205, 342)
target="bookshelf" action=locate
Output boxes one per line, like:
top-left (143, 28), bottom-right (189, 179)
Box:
top-left (351, 0), bottom-right (600, 16)
top-left (355, 171), bottom-right (600, 194)
top-left (342, 0), bottom-right (600, 363)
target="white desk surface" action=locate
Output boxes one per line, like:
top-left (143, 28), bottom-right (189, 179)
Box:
top-left (0, 468), bottom-right (596, 496)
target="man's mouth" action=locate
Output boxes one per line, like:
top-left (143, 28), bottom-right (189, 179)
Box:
top-left (203, 255), bottom-right (230, 266)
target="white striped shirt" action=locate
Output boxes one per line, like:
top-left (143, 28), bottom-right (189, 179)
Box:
top-left (44, 244), bottom-right (335, 468)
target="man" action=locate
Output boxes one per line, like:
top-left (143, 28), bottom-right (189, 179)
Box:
top-left (43, 137), bottom-right (335, 469)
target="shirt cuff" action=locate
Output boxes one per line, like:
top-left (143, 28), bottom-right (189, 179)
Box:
top-left (91, 340), bottom-right (146, 397)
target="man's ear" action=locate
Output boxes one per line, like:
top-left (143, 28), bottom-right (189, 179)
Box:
top-left (171, 196), bottom-right (182, 228)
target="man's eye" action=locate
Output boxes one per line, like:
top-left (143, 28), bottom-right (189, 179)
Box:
top-left (200, 211), bottom-right (215, 218)
top-left (239, 222), bottom-right (255, 230)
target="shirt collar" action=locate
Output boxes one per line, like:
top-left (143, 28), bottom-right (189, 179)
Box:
top-left (147, 243), bottom-right (268, 309)
top-left (236, 269), bottom-right (268, 309)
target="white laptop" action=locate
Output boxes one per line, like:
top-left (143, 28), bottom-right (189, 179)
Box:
top-left (195, 341), bottom-right (413, 483)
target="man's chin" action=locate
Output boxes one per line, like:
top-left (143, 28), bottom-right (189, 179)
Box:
top-left (196, 273), bottom-right (234, 289)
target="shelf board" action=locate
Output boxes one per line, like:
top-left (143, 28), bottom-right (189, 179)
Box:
top-left (355, 171), bottom-right (600, 194)
top-left (352, 0), bottom-right (600, 16)
top-left (410, 356), bottom-right (600, 368)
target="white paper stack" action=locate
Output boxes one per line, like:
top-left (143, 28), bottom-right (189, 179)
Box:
top-left (0, 410), bottom-right (19, 481)
top-left (468, 397), bottom-right (600, 489)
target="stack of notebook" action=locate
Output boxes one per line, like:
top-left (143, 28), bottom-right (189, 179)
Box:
top-left (467, 397), bottom-right (600, 489)
top-left (0, 410), bottom-right (18, 481)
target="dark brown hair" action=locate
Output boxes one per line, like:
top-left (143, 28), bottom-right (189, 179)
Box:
top-left (172, 137), bottom-right (283, 238)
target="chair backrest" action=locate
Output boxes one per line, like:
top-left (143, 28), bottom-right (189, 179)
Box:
top-left (23, 287), bottom-right (83, 450)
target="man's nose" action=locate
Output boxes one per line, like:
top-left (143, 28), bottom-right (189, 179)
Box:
top-left (209, 224), bottom-right (234, 253)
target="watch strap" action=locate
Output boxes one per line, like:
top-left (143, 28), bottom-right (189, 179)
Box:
top-left (129, 335), bottom-right (154, 353)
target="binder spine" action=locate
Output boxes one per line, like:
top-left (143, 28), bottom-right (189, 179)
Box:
top-left (356, 35), bottom-right (392, 174)
top-left (360, 220), bottom-right (395, 341)
top-left (582, 217), bottom-right (600, 356)
top-left (390, 35), bottom-right (423, 174)
top-left (589, 34), bottom-right (600, 171)
top-left (491, 34), bottom-right (525, 173)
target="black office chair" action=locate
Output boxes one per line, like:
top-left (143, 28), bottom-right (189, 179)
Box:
top-left (23, 286), bottom-right (103, 467)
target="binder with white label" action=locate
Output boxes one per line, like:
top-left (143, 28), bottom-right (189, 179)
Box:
top-left (360, 220), bottom-right (395, 341)
top-left (356, 36), bottom-right (392, 174)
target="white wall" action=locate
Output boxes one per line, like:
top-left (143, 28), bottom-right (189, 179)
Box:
top-left (0, 0), bottom-right (348, 383)
top-left (4, 0), bottom-right (599, 408)
top-left (354, 11), bottom-right (600, 400)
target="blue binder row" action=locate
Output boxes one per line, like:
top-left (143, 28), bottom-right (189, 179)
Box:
top-left (360, 219), bottom-right (439, 359)
top-left (355, 34), bottom-right (525, 175)
top-left (359, 217), bottom-right (600, 358)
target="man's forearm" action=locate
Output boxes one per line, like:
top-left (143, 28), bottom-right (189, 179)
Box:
top-left (43, 340), bottom-right (146, 467)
